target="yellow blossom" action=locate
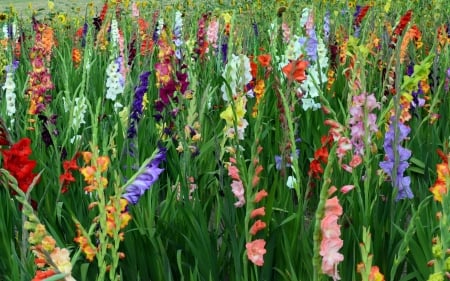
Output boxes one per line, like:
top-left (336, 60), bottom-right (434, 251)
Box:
top-left (222, 13), bottom-right (232, 24)
top-left (220, 96), bottom-right (246, 126)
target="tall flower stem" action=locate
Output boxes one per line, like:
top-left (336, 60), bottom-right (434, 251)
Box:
top-left (312, 145), bottom-right (337, 281)
top-left (91, 100), bottom-right (109, 281)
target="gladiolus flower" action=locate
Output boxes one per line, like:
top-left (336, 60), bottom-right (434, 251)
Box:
top-left (340, 185), bottom-right (355, 194)
top-left (1, 138), bottom-right (38, 193)
top-left (231, 180), bottom-right (245, 207)
top-left (369, 266), bottom-right (385, 281)
top-left (123, 147), bottom-right (166, 205)
top-left (228, 165), bottom-right (240, 181)
top-left (250, 207), bottom-right (266, 219)
top-left (254, 189), bottom-right (268, 203)
top-left (258, 54), bottom-right (271, 67)
top-left (250, 219), bottom-right (266, 235)
top-left (320, 196), bottom-right (344, 280)
top-left (429, 151), bottom-right (449, 203)
top-left (246, 239), bottom-right (266, 266)
top-left (32, 270), bottom-right (56, 281)
top-left (282, 59), bottom-right (308, 83)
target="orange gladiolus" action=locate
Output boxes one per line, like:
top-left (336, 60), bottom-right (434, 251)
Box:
top-left (258, 54), bottom-right (271, 68)
top-left (282, 59), bottom-right (308, 83)
top-left (429, 150), bottom-right (449, 203)
top-left (72, 48), bottom-right (82, 67)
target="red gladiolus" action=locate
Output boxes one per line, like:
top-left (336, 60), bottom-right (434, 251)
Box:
top-left (354, 5), bottom-right (371, 27)
top-left (393, 10), bottom-right (413, 36)
top-left (60, 157), bottom-right (79, 193)
top-left (32, 269), bottom-right (56, 281)
top-left (250, 60), bottom-right (258, 78)
top-left (1, 138), bottom-right (38, 193)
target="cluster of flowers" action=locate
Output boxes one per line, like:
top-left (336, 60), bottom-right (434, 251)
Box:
top-left (220, 54), bottom-right (253, 139)
top-left (1, 138), bottom-right (38, 193)
top-left (79, 151), bottom-right (110, 193)
top-left (379, 118), bottom-right (413, 201)
top-left (154, 26), bottom-right (189, 123)
top-left (0, 138), bottom-right (74, 280)
top-left (226, 156), bottom-right (245, 207)
top-left (348, 93), bottom-right (380, 157)
top-left (26, 21), bottom-right (55, 115)
top-left (105, 17), bottom-right (126, 112)
top-left (28, 221), bottom-right (75, 281)
top-left (297, 8), bottom-right (329, 111)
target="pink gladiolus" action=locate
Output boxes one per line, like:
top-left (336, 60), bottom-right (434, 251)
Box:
top-left (341, 164), bottom-right (353, 173)
top-left (320, 238), bottom-right (344, 280)
top-left (228, 165), bottom-right (240, 181)
top-left (206, 19), bottom-right (219, 49)
top-left (246, 239), bottom-right (266, 266)
top-left (336, 137), bottom-right (352, 160)
top-left (349, 154), bottom-right (362, 168)
top-left (231, 180), bottom-right (245, 207)
top-left (324, 197), bottom-right (343, 216)
top-left (340, 185), bottom-right (355, 194)
top-left (320, 215), bottom-right (341, 238)
top-left (320, 196), bottom-right (344, 280)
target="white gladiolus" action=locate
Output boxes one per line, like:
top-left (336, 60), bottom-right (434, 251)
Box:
top-left (105, 58), bottom-right (125, 101)
top-left (221, 54), bottom-right (252, 101)
top-left (110, 18), bottom-right (119, 48)
top-left (3, 72), bottom-right (16, 116)
top-left (63, 96), bottom-right (88, 131)
top-left (286, 176), bottom-right (297, 189)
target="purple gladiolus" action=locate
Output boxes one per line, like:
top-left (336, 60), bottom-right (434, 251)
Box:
top-left (81, 22), bottom-right (88, 47)
top-left (221, 38), bottom-right (228, 64)
top-left (379, 117), bottom-right (413, 200)
top-left (123, 147), bottom-right (167, 204)
top-left (127, 71), bottom-right (150, 139)
top-left (252, 22), bottom-right (259, 37)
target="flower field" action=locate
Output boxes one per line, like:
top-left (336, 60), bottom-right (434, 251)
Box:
top-left (0, 0), bottom-right (450, 280)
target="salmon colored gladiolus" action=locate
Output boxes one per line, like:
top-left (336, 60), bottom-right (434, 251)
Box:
top-left (250, 207), bottom-right (266, 219)
top-left (246, 239), bottom-right (266, 266)
top-left (254, 189), bottom-right (268, 203)
top-left (250, 219), bottom-right (266, 235)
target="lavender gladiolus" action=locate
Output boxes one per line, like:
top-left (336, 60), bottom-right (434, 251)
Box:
top-left (379, 118), bottom-right (413, 200)
top-left (123, 147), bottom-right (167, 204)
top-left (323, 11), bottom-right (330, 42)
